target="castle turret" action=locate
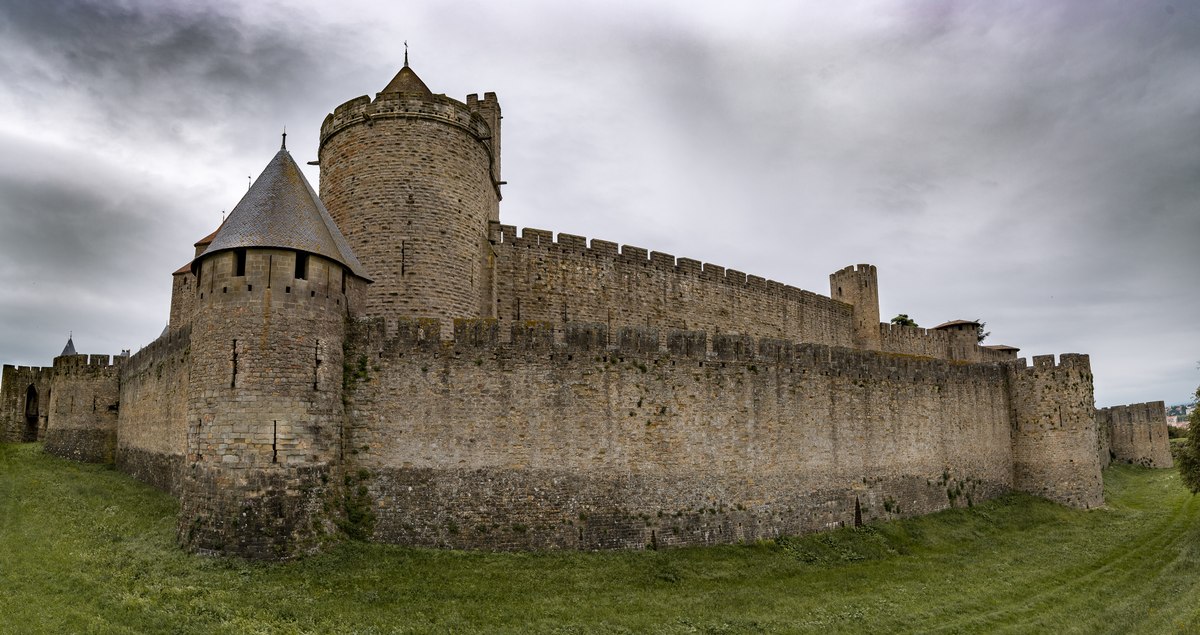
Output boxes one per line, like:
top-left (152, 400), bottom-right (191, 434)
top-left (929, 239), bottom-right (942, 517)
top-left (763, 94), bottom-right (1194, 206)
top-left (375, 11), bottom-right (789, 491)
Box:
top-left (179, 142), bottom-right (369, 558)
top-left (830, 264), bottom-right (881, 350)
top-left (318, 60), bottom-right (501, 328)
top-left (932, 320), bottom-right (983, 362)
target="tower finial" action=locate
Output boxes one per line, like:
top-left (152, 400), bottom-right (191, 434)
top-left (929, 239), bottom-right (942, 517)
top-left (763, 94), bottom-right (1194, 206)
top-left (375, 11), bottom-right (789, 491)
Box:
top-left (404, 40), bottom-right (409, 67)
top-left (281, 126), bottom-right (287, 150)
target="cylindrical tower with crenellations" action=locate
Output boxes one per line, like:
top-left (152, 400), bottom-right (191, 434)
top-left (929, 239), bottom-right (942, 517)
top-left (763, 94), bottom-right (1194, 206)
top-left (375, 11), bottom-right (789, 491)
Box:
top-left (318, 60), bottom-right (501, 327)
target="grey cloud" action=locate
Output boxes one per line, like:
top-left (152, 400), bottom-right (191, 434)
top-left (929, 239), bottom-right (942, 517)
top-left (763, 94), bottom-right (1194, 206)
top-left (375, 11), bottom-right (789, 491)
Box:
top-left (0, 0), bottom-right (1195, 405)
top-left (0, 0), bottom-right (353, 154)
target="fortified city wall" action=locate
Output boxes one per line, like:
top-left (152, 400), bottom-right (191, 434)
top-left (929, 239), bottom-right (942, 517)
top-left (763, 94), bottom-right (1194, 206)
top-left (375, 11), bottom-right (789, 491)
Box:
top-left (0, 60), bottom-right (1166, 561)
top-left (43, 353), bottom-right (124, 463)
top-left (117, 326), bottom-right (192, 495)
top-left (341, 317), bottom-right (1029, 551)
top-left (1097, 401), bottom-right (1173, 469)
top-left (1007, 354), bottom-right (1104, 509)
top-left (491, 225), bottom-right (856, 349)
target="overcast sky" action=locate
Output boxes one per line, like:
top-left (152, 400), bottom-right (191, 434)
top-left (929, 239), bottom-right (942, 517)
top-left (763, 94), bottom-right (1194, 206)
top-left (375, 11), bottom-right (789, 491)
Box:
top-left (0, 0), bottom-right (1196, 406)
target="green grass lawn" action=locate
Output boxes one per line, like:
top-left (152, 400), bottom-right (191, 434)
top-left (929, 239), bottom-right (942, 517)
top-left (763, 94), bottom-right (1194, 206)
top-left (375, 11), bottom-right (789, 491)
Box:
top-left (2, 443), bottom-right (1199, 634)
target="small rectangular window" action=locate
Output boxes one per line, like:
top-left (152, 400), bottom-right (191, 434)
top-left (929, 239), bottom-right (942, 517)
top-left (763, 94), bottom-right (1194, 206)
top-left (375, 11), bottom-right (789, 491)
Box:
top-left (234, 249), bottom-right (247, 277)
top-left (294, 253), bottom-right (308, 280)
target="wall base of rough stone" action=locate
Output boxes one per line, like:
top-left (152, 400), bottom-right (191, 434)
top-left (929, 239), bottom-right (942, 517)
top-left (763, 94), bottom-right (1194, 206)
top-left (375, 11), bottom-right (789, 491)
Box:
top-left (44, 428), bottom-right (116, 464)
top-left (116, 447), bottom-right (183, 496)
top-left (366, 466), bottom-right (1011, 550)
top-left (177, 463), bottom-right (337, 560)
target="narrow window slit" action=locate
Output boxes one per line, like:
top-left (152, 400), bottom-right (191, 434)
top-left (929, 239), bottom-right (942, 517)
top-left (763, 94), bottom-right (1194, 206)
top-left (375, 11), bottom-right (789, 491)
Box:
top-left (313, 340), bottom-right (322, 390)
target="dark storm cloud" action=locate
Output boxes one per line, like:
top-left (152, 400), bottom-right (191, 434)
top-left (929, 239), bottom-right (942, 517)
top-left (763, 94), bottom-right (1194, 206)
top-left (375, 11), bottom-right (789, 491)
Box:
top-left (0, 0), bottom-right (357, 365)
top-left (0, 132), bottom-right (175, 365)
top-left (0, 0), bottom-right (1194, 405)
top-left (0, 0), bottom-right (333, 146)
top-left (493, 1), bottom-right (1200, 403)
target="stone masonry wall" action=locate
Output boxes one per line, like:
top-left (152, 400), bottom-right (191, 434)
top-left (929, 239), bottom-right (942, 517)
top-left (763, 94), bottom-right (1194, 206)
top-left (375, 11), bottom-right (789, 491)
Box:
top-left (491, 226), bottom-right (856, 351)
top-left (169, 271), bottom-right (196, 332)
top-left (44, 354), bottom-right (124, 463)
top-left (1097, 401), bottom-right (1173, 468)
top-left (117, 326), bottom-right (192, 494)
top-left (1097, 414), bottom-right (1113, 470)
top-left (0, 364), bottom-right (53, 443)
top-left (319, 92), bottom-right (499, 326)
top-left (880, 323), bottom-right (954, 359)
top-left (342, 317), bottom-right (1015, 551)
top-left (1007, 354), bottom-right (1104, 509)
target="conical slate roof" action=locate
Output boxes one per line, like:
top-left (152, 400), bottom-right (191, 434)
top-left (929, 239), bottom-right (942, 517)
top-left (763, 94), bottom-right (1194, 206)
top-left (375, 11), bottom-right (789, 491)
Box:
top-left (61, 336), bottom-right (76, 356)
top-left (381, 64), bottom-right (432, 96)
top-left (199, 146), bottom-right (369, 279)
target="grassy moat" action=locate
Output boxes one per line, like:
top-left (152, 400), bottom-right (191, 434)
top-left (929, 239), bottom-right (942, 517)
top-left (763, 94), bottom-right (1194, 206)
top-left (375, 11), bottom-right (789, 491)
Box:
top-left (2, 443), bottom-right (1198, 634)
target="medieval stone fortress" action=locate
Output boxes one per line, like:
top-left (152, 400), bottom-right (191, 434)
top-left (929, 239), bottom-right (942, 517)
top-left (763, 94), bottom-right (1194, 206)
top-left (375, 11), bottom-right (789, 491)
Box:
top-left (0, 61), bottom-right (1174, 559)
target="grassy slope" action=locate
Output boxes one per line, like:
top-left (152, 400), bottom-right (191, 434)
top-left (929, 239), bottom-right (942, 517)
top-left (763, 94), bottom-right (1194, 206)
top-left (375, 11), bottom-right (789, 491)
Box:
top-left (2, 443), bottom-right (1199, 634)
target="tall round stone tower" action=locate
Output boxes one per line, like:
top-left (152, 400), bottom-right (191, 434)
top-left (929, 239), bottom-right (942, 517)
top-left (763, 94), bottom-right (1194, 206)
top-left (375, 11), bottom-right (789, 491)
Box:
top-left (830, 264), bottom-right (881, 350)
top-left (317, 58), bottom-right (502, 325)
top-left (179, 142), bottom-right (370, 559)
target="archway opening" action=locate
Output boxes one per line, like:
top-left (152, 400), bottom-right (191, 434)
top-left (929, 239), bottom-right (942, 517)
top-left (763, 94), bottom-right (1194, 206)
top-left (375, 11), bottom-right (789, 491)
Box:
top-left (23, 384), bottom-right (39, 442)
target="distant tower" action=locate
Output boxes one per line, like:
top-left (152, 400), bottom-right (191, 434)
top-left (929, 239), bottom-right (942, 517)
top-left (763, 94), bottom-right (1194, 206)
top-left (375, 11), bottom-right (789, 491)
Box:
top-left (318, 58), bottom-right (502, 326)
top-left (179, 142), bottom-right (369, 559)
top-left (830, 264), bottom-right (881, 350)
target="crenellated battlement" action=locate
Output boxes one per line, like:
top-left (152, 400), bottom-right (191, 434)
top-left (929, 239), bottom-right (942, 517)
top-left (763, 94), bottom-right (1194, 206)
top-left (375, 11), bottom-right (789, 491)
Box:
top-left (2, 364), bottom-right (51, 373)
top-left (51, 352), bottom-right (128, 373)
top-left (831, 263), bottom-right (877, 277)
top-left (494, 224), bottom-right (845, 309)
top-left (1097, 401), bottom-right (1166, 423)
top-left (1011, 353), bottom-right (1092, 374)
top-left (320, 91), bottom-right (493, 152)
top-left (879, 322), bottom-right (954, 357)
top-left (123, 325), bottom-right (192, 379)
top-left (349, 316), bottom-right (1012, 386)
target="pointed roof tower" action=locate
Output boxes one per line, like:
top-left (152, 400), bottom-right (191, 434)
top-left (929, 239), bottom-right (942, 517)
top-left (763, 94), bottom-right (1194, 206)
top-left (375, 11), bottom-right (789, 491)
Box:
top-left (60, 335), bottom-right (76, 356)
top-left (380, 48), bottom-right (432, 96)
top-left (198, 142), bottom-right (370, 279)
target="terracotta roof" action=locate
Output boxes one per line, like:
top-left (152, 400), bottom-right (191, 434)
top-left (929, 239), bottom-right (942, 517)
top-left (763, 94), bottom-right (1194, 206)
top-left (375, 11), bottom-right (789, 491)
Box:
top-left (197, 147), bottom-right (369, 279)
top-left (173, 261), bottom-right (192, 276)
top-left (932, 320), bottom-right (981, 330)
top-left (983, 344), bottom-right (1020, 352)
top-left (194, 226), bottom-right (220, 247)
top-left (380, 64), bottom-right (432, 96)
